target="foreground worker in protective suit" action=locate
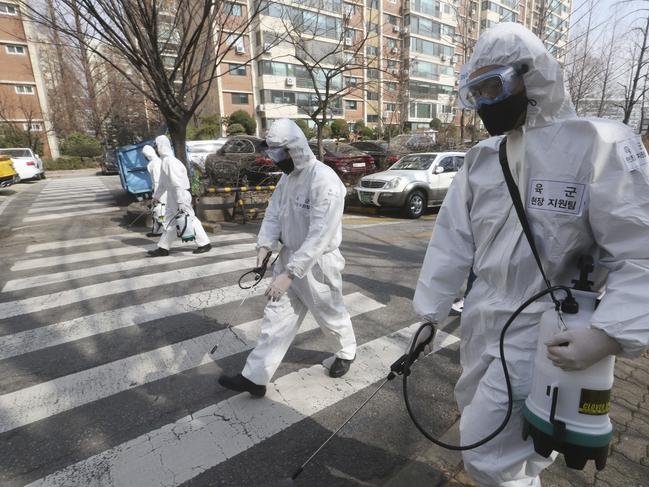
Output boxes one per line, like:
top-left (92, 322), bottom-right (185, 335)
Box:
top-left (143, 145), bottom-right (166, 237)
top-left (148, 135), bottom-right (212, 256)
top-left (414, 23), bottom-right (649, 486)
top-left (218, 118), bottom-right (357, 397)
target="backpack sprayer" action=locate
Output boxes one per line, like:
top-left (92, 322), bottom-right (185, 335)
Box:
top-left (150, 202), bottom-right (166, 235)
top-left (168, 209), bottom-right (195, 243)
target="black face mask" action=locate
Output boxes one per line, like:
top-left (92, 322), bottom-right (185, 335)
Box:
top-left (276, 157), bottom-right (295, 175)
top-left (477, 91), bottom-right (529, 136)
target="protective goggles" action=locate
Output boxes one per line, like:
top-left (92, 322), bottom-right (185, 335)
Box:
top-left (458, 65), bottom-right (524, 109)
top-left (263, 147), bottom-right (290, 164)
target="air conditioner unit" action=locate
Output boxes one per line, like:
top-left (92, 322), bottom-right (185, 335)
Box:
top-left (383, 110), bottom-right (394, 118)
top-left (257, 104), bottom-right (265, 112)
top-left (451, 55), bottom-right (458, 63)
top-left (391, 47), bottom-right (398, 54)
top-left (345, 37), bottom-right (353, 46)
top-left (402, 27), bottom-right (409, 34)
top-left (393, 25), bottom-right (401, 33)
top-left (235, 44), bottom-right (245, 54)
top-left (285, 76), bottom-right (295, 86)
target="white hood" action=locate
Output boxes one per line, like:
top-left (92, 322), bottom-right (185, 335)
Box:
top-left (466, 22), bottom-right (576, 128)
top-left (155, 135), bottom-right (174, 158)
top-left (142, 145), bottom-right (158, 161)
top-left (265, 118), bottom-right (317, 171)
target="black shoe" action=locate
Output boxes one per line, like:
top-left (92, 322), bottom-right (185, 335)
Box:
top-left (146, 232), bottom-right (162, 237)
top-left (218, 374), bottom-right (266, 397)
top-left (147, 247), bottom-right (169, 257)
top-left (329, 356), bottom-right (355, 378)
top-left (193, 243), bottom-right (212, 254)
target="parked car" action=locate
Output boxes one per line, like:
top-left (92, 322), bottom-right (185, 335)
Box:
top-left (204, 135), bottom-right (281, 187)
top-left (384, 133), bottom-right (438, 166)
top-left (0, 155), bottom-right (19, 188)
top-left (0, 148), bottom-right (45, 180)
top-left (101, 149), bottom-right (119, 175)
top-left (355, 152), bottom-right (465, 218)
top-left (187, 138), bottom-right (228, 172)
top-left (308, 141), bottom-right (376, 186)
top-left (349, 140), bottom-right (389, 170)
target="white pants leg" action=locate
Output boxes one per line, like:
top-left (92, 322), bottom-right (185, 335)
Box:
top-left (242, 290), bottom-right (308, 385)
top-left (192, 216), bottom-right (210, 247)
top-left (459, 359), bottom-right (556, 486)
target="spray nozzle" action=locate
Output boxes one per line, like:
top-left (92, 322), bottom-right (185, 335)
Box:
top-left (390, 322), bottom-right (436, 378)
top-left (560, 292), bottom-right (579, 314)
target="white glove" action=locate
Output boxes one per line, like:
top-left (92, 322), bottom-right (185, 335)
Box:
top-left (265, 273), bottom-right (294, 302)
top-left (545, 328), bottom-right (621, 371)
top-left (257, 247), bottom-right (270, 268)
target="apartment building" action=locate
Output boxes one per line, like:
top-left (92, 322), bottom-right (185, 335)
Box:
top-left (0, 1), bottom-right (58, 157)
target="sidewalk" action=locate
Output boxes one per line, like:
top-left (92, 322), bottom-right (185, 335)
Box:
top-left (385, 349), bottom-right (649, 486)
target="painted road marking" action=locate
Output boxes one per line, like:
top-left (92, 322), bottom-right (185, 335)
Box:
top-left (0, 293), bottom-right (382, 434)
top-left (11, 233), bottom-right (253, 271)
top-left (3, 243), bottom-right (256, 292)
top-left (0, 256), bottom-right (257, 320)
top-left (30, 195), bottom-right (115, 205)
top-left (22, 207), bottom-right (121, 223)
top-left (27, 202), bottom-right (114, 214)
top-left (25, 323), bottom-right (458, 487)
top-left (25, 232), bottom-right (152, 253)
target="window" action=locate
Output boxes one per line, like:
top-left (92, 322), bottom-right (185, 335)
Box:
top-left (410, 59), bottom-right (454, 78)
top-left (386, 82), bottom-right (397, 92)
top-left (0, 2), bottom-right (17, 15)
top-left (385, 103), bottom-right (396, 111)
top-left (5, 44), bottom-right (25, 55)
top-left (443, 3), bottom-right (451, 13)
top-left (344, 2), bottom-right (356, 16)
top-left (386, 38), bottom-right (398, 49)
top-left (366, 0), bottom-right (379, 9)
top-left (367, 114), bottom-right (379, 123)
top-left (453, 156), bottom-right (464, 170)
top-left (263, 90), bottom-right (296, 104)
top-left (367, 68), bottom-right (380, 79)
top-left (345, 99), bottom-right (358, 110)
top-left (231, 93), bottom-right (249, 104)
top-left (228, 63), bottom-right (247, 76)
top-left (345, 76), bottom-right (360, 87)
top-left (385, 14), bottom-right (398, 25)
top-left (225, 2), bottom-right (243, 16)
top-left (409, 16), bottom-right (455, 39)
top-left (366, 45), bottom-right (379, 56)
top-left (23, 122), bottom-right (43, 132)
top-left (410, 0), bottom-right (440, 17)
top-left (436, 156), bottom-right (456, 172)
top-left (366, 91), bottom-right (379, 100)
top-left (366, 22), bottom-right (379, 33)
top-left (15, 85), bottom-right (34, 95)
top-left (409, 102), bottom-right (433, 118)
top-left (386, 59), bottom-right (398, 69)
top-left (222, 138), bottom-right (255, 153)
top-left (228, 35), bottom-right (245, 53)
top-left (411, 38), bottom-right (454, 59)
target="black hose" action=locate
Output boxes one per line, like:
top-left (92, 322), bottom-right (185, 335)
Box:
top-left (402, 285), bottom-right (573, 451)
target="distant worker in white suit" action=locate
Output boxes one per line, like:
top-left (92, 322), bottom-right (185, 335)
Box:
top-left (147, 135), bottom-right (212, 257)
top-left (143, 144), bottom-right (166, 238)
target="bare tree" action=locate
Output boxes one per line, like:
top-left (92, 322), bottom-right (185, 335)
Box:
top-left (617, 14), bottom-right (649, 125)
top-left (266, 0), bottom-right (381, 159)
top-left (595, 24), bottom-right (620, 117)
top-left (22, 0), bottom-right (268, 165)
top-left (0, 95), bottom-right (49, 153)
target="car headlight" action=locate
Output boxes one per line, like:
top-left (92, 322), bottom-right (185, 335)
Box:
top-left (385, 177), bottom-right (402, 189)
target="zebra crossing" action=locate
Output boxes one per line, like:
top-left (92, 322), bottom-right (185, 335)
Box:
top-left (0, 175), bottom-right (459, 486)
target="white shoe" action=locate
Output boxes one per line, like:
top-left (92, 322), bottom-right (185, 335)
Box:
top-left (450, 298), bottom-right (464, 315)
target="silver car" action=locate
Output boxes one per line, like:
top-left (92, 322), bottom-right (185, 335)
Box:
top-left (355, 152), bottom-right (465, 218)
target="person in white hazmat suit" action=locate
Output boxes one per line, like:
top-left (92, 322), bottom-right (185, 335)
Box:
top-left (413, 23), bottom-right (649, 486)
top-left (143, 145), bottom-right (167, 237)
top-left (218, 119), bottom-right (357, 397)
top-left (147, 135), bottom-right (212, 257)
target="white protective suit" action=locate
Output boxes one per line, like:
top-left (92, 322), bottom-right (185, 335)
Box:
top-left (414, 23), bottom-right (649, 486)
top-left (143, 145), bottom-right (166, 234)
top-left (153, 135), bottom-right (210, 250)
top-left (241, 119), bottom-right (357, 385)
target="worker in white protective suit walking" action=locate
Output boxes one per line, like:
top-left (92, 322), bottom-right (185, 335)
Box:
top-left (143, 144), bottom-right (166, 238)
top-left (413, 23), bottom-right (649, 486)
top-left (218, 118), bottom-right (357, 397)
top-left (148, 135), bottom-right (212, 257)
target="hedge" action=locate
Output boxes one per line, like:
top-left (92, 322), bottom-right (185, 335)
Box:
top-left (44, 156), bottom-right (101, 171)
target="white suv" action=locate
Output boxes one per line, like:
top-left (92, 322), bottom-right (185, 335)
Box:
top-left (355, 152), bottom-right (465, 218)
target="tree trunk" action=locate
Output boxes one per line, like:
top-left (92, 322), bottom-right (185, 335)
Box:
top-left (167, 118), bottom-right (189, 167)
top-left (623, 16), bottom-right (649, 125)
top-left (316, 122), bottom-right (324, 161)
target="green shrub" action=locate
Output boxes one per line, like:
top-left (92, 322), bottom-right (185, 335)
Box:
top-left (360, 127), bottom-right (374, 139)
top-left (330, 119), bottom-right (349, 139)
top-left (44, 156), bottom-right (100, 171)
top-left (61, 132), bottom-right (103, 158)
top-left (296, 119), bottom-right (316, 139)
top-left (188, 114), bottom-right (224, 140)
top-left (227, 123), bottom-right (246, 135)
top-left (228, 110), bottom-right (256, 135)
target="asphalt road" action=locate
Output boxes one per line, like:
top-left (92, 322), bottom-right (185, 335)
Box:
top-left (0, 173), bottom-right (465, 487)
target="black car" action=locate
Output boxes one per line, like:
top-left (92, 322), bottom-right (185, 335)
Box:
top-left (350, 140), bottom-right (389, 170)
top-left (101, 150), bottom-right (119, 175)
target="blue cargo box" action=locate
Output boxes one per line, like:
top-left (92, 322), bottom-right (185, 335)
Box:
top-left (116, 140), bottom-right (154, 199)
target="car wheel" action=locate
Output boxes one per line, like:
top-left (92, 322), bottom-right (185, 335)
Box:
top-left (40, 172), bottom-right (46, 180)
top-left (402, 190), bottom-right (426, 219)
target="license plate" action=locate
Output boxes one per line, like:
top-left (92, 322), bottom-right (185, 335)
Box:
top-left (359, 191), bottom-right (372, 204)
top-left (353, 162), bottom-right (366, 168)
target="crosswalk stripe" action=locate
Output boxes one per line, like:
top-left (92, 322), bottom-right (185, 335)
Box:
top-left (37, 188), bottom-right (110, 195)
top-left (25, 322), bottom-right (458, 487)
top-left (3, 242), bottom-right (257, 292)
top-left (25, 232), bottom-right (151, 253)
top-left (0, 292), bottom-right (383, 434)
top-left (31, 193), bottom-right (114, 202)
top-left (0, 277), bottom-right (267, 361)
top-left (33, 191), bottom-right (113, 200)
top-left (23, 207), bottom-right (121, 223)
top-left (0, 256), bottom-right (257, 320)
top-left (29, 197), bottom-right (115, 207)
top-left (40, 185), bottom-right (106, 192)
top-left (27, 202), bottom-right (114, 214)
top-left (11, 232), bottom-right (253, 271)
